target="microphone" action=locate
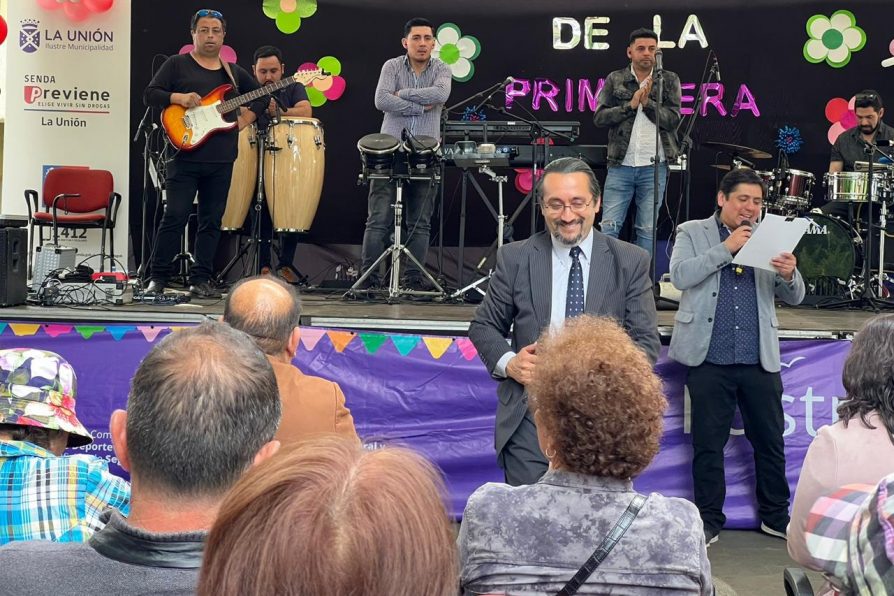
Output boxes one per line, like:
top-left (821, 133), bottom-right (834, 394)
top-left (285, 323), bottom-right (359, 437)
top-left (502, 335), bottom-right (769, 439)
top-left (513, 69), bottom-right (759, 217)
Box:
top-left (134, 106), bottom-right (153, 143)
top-left (713, 55), bottom-right (721, 83)
top-left (654, 50), bottom-right (663, 72)
top-left (738, 219), bottom-right (752, 229)
top-left (472, 76), bottom-right (516, 112)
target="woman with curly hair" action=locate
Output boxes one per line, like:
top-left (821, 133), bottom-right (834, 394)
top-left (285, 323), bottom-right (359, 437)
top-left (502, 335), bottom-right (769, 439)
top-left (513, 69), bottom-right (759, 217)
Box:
top-left (458, 315), bottom-right (712, 595)
top-left (789, 314), bottom-right (894, 584)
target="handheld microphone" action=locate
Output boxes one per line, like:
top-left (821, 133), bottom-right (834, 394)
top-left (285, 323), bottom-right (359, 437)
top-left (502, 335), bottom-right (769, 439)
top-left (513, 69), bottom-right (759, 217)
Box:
top-left (738, 219), bottom-right (752, 229)
top-left (654, 50), bottom-right (663, 72)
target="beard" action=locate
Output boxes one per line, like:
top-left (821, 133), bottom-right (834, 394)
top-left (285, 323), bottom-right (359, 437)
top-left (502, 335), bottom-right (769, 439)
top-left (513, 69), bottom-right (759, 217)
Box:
top-left (860, 123), bottom-right (879, 135)
top-left (551, 219), bottom-right (586, 247)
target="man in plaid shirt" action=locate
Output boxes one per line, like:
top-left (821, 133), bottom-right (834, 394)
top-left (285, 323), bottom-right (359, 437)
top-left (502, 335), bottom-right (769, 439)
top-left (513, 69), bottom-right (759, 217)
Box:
top-left (0, 348), bottom-right (130, 544)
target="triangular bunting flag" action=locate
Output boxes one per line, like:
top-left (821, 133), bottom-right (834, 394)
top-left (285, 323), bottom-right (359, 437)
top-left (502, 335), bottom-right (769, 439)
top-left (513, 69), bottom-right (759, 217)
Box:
top-left (137, 326), bottom-right (166, 343)
top-left (423, 337), bottom-right (453, 360)
top-left (359, 333), bottom-right (388, 355)
top-left (167, 326), bottom-right (188, 333)
top-left (299, 328), bottom-right (326, 351)
top-left (454, 337), bottom-right (479, 361)
top-left (75, 326), bottom-right (106, 340)
top-left (107, 326), bottom-right (136, 341)
top-left (9, 324), bottom-right (41, 337)
top-left (391, 335), bottom-right (421, 356)
top-left (327, 331), bottom-right (355, 353)
top-left (0, 323), bottom-right (6, 335)
top-left (43, 324), bottom-right (74, 338)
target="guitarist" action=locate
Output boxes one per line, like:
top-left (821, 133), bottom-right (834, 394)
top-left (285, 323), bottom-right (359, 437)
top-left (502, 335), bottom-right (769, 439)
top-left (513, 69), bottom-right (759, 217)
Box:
top-left (143, 9), bottom-right (259, 299)
top-left (243, 45), bottom-right (312, 284)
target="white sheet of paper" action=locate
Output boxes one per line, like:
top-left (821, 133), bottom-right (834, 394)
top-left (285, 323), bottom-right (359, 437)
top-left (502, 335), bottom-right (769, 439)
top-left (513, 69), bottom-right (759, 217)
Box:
top-left (731, 213), bottom-right (809, 272)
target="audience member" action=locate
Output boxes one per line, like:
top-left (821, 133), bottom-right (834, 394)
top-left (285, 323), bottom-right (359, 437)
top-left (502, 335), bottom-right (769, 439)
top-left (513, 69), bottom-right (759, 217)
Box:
top-left (805, 473), bottom-right (894, 595)
top-left (459, 316), bottom-right (712, 595)
top-left (0, 322), bottom-right (281, 595)
top-left (789, 315), bottom-right (894, 588)
top-left (223, 275), bottom-right (359, 445)
top-left (198, 437), bottom-right (458, 596)
top-left (0, 348), bottom-right (130, 545)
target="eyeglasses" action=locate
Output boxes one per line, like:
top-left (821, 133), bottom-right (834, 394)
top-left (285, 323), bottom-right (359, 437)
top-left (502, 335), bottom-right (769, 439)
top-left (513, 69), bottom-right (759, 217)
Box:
top-left (542, 199), bottom-right (593, 214)
top-left (195, 9), bottom-right (224, 20)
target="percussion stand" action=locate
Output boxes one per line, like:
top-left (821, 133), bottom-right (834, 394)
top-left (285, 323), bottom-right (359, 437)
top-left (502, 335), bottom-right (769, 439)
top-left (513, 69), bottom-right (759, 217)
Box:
top-left (346, 171), bottom-right (446, 302)
top-left (215, 124), bottom-right (272, 284)
top-left (450, 166), bottom-right (507, 300)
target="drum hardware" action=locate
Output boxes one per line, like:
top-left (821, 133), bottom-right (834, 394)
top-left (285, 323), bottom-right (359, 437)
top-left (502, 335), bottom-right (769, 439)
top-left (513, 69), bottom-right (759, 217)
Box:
top-left (701, 141), bottom-right (773, 160)
top-left (347, 133), bottom-right (446, 302)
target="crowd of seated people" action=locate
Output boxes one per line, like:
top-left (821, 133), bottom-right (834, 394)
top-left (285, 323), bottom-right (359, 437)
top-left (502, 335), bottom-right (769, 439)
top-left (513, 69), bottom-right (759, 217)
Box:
top-left (3, 278), bottom-right (894, 594)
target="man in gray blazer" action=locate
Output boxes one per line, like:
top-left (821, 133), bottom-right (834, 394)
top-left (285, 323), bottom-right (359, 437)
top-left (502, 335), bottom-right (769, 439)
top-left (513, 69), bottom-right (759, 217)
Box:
top-left (469, 157), bottom-right (660, 486)
top-left (669, 168), bottom-right (805, 546)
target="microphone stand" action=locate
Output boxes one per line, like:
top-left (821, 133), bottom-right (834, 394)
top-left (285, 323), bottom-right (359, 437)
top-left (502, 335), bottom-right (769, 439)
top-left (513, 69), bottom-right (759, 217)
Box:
top-left (650, 56), bottom-right (677, 308)
top-left (135, 106), bottom-right (157, 286)
top-left (676, 52), bottom-right (717, 224)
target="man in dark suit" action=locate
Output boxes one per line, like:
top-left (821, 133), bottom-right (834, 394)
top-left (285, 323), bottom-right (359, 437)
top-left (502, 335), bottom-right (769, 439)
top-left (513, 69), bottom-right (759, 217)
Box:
top-left (469, 157), bottom-right (660, 486)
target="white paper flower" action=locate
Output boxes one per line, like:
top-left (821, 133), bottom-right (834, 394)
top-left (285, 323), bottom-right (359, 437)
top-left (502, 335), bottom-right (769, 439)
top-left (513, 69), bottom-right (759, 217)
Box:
top-left (433, 23), bottom-right (481, 82)
top-left (804, 10), bottom-right (866, 68)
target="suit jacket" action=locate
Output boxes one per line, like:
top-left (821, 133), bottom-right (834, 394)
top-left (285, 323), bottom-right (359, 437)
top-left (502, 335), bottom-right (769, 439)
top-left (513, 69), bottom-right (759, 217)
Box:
top-left (667, 215), bottom-right (805, 372)
top-left (268, 357), bottom-right (360, 446)
top-left (468, 230), bottom-right (660, 455)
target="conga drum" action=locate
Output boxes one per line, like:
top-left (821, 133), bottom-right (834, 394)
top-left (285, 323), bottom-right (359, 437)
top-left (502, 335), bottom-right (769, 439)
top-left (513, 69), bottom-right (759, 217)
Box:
top-left (220, 124), bottom-right (258, 231)
top-left (264, 117), bottom-right (325, 232)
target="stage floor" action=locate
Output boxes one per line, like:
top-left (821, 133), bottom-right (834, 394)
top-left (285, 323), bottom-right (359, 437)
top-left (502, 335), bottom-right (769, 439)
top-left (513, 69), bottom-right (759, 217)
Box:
top-left (0, 287), bottom-right (879, 339)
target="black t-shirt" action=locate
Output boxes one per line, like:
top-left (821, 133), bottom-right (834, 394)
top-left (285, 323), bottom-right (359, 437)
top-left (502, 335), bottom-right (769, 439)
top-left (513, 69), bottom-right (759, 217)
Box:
top-left (253, 83), bottom-right (310, 131)
top-left (830, 121), bottom-right (894, 171)
top-left (144, 53), bottom-right (259, 163)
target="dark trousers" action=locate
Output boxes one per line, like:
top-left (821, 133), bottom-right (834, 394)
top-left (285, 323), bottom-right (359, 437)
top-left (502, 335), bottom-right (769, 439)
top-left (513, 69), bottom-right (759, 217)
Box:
top-left (151, 160), bottom-right (233, 285)
top-left (360, 178), bottom-right (436, 277)
top-left (258, 206), bottom-right (299, 270)
top-left (687, 362), bottom-right (790, 533)
top-left (498, 408), bottom-right (548, 486)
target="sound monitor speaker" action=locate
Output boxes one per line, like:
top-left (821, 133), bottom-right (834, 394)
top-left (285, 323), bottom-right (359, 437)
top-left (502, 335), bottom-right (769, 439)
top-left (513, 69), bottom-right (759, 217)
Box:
top-left (0, 228), bottom-right (28, 307)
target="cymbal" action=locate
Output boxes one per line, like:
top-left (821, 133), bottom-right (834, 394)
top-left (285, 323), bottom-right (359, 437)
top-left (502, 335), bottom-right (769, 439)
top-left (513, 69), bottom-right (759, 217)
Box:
top-left (702, 141), bottom-right (772, 160)
top-left (709, 164), bottom-right (732, 171)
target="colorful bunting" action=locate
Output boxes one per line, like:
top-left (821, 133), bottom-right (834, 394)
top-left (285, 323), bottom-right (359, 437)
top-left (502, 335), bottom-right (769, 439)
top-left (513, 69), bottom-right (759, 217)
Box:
top-left (9, 324), bottom-right (40, 337)
top-left (423, 337), bottom-right (453, 360)
top-left (107, 326), bottom-right (136, 341)
top-left (359, 333), bottom-right (388, 355)
top-left (137, 326), bottom-right (166, 343)
top-left (454, 337), bottom-right (479, 361)
top-left (43, 324), bottom-right (74, 338)
top-left (391, 335), bottom-right (421, 356)
top-left (299, 328), bottom-right (326, 351)
top-left (327, 331), bottom-right (356, 353)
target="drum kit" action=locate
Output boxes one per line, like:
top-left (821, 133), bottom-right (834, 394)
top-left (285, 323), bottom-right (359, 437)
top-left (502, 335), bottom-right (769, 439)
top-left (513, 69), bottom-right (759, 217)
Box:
top-left (217, 116), bottom-right (325, 280)
top-left (347, 131), bottom-right (446, 301)
top-left (706, 141), bottom-right (894, 302)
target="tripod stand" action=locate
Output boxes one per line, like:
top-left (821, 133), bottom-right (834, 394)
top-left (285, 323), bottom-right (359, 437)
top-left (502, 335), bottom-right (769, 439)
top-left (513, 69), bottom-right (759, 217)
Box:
top-left (451, 165), bottom-right (507, 300)
top-left (347, 171), bottom-right (446, 302)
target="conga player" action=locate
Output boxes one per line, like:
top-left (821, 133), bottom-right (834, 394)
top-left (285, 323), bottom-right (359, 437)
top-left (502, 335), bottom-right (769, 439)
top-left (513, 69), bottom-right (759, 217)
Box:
top-left (359, 17), bottom-right (451, 291)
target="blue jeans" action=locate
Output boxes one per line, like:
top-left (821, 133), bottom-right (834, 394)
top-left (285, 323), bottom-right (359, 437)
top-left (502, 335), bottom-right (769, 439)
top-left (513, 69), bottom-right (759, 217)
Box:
top-left (600, 163), bottom-right (668, 255)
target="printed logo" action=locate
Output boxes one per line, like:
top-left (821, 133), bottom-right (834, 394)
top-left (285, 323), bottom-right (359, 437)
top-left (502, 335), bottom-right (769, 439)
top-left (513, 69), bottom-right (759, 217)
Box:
top-left (20, 19), bottom-right (39, 53)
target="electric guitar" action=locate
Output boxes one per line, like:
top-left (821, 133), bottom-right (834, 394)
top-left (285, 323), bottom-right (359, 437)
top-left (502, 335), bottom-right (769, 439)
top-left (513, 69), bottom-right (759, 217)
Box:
top-left (161, 67), bottom-right (327, 151)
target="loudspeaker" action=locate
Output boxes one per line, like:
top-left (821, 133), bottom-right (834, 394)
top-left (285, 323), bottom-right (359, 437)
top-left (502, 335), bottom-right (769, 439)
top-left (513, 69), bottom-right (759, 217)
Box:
top-left (0, 228), bottom-right (27, 307)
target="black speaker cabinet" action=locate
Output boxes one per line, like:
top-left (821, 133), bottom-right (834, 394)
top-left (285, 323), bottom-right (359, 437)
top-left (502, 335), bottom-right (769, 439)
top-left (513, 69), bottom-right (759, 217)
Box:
top-left (0, 228), bottom-right (28, 307)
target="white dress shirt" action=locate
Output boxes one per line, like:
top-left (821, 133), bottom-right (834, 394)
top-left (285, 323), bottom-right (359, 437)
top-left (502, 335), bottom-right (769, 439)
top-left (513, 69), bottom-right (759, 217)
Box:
top-left (621, 65), bottom-right (666, 167)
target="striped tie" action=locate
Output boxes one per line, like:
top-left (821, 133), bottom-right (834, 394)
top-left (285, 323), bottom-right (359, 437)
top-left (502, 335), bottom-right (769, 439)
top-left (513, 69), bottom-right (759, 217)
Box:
top-left (565, 246), bottom-right (584, 318)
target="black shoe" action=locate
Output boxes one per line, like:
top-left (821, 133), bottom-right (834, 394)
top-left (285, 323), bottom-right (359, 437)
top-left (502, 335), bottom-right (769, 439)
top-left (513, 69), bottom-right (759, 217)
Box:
top-left (189, 281), bottom-right (222, 299)
top-left (145, 280), bottom-right (167, 295)
top-left (704, 527), bottom-right (720, 547)
top-left (402, 273), bottom-right (435, 292)
top-left (759, 522), bottom-right (787, 540)
top-left (359, 273), bottom-right (381, 290)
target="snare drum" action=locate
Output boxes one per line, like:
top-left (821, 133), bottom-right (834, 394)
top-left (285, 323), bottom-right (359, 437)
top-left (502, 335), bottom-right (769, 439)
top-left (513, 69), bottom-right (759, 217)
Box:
top-left (221, 124), bottom-right (258, 231)
top-left (793, 213), bottom-right (861, 284)
top-left (403, 135), bottom-right (441, 171)
top-left (775, 169), bottom-right (814, 212)
top-left (358, 133), bottom-right (401, 174)
top-left (264, 117), bottom-right (325, 233)
top-left (824, 171), bottom-right (888, 203)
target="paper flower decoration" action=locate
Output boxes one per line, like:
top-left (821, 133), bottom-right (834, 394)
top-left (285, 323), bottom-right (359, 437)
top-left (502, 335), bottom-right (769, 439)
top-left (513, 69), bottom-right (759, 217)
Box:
top-left (36, 0), bottom-right (114, 22)
top-left (825, 96), bottom-right (858, 145)
top-left (776, 126), bottom-right (804, 155)
top-left (803, 10), bottom-right (866, 68)
top-left (882, 39), bottom-right (894, 68)
top-left (433, 23), bottom-right (481, 82)
top-left (462, 106), bottom-right (486, 122)
top-left (0, 16), bottom-right (7, 46)
top-left (262, 0), bottom-right (317, 35)
top-left (298, 56), bottom-right (346, 108)
top-left (180, 44), bottom-right (237, 64)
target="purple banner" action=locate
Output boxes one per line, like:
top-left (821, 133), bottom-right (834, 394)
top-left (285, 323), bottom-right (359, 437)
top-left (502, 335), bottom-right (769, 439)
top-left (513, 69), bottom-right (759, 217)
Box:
top-left (0, 322), bottom-right (850, 523)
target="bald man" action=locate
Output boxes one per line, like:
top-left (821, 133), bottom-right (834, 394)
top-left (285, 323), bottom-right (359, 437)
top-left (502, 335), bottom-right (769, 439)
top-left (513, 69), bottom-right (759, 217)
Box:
top-left (223, 275), bottom-right (359, 445)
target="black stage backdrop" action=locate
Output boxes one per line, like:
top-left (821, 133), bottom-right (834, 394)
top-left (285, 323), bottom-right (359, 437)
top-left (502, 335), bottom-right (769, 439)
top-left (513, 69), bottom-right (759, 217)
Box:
top-left (129, 1), bottom-right (891, 275)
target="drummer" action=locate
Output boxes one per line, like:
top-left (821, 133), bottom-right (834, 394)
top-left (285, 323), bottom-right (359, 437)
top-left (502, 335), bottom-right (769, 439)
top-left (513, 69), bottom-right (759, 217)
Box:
top-left (359, 17), bottom-right (451, 291)
top-left (830, 90), bottom-right (894, 173)
top-left (244, 45), bottom-right (312, 282)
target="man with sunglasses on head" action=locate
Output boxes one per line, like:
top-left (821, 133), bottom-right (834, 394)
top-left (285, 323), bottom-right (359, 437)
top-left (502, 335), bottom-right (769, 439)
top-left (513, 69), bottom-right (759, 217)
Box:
top-left (830, 90), bottom-right (893, 173)
top-left (469, 157), bottom-right (660, 487)
top-left (143, 9), bottom-right (259, 299)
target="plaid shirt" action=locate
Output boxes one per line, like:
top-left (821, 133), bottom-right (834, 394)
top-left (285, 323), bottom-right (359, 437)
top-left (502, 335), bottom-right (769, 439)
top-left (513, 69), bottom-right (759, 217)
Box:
top-left (0, 440), bottom-right (130, 545)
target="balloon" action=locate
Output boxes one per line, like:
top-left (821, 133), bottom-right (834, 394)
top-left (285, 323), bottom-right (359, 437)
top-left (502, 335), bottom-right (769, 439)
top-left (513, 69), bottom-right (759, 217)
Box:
top-left (64, 3), bottom-right (91, 22)
top-left (824, 98), bottom-right (849, 124)
top-left (0, 16), bottom-right (7, 46)
top-left (322, 76), bottom-right (346, 101)
top-left (84, 0), bottom-right (114, 12)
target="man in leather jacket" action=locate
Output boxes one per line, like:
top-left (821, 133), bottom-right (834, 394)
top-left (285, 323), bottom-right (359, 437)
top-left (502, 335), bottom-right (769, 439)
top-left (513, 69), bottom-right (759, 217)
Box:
top-left (594, 27), bottom-right (681, 258)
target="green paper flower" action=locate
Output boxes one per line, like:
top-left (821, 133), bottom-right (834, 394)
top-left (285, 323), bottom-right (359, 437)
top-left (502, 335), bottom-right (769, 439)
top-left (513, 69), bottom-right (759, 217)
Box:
top-left (262, 0), bottom-right (317, 35)
top-left (803, 10), bottom-right (866, 68)
top-left (433, 23), bottom-right (481, 82)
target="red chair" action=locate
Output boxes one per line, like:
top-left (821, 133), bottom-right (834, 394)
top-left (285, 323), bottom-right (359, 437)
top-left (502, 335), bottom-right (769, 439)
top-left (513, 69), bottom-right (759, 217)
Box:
top-left (24, 167), bottom-right (122, 273)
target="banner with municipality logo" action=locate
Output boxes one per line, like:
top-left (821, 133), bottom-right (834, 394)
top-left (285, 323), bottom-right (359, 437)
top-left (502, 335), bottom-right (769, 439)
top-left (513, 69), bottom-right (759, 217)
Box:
top-left (2, 1), bottom-right (129, 273)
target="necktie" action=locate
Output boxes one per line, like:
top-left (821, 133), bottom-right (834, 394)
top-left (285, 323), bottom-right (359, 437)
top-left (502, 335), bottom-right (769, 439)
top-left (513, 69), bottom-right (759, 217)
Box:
top-left (565, 246), bottom-right (584, 319)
